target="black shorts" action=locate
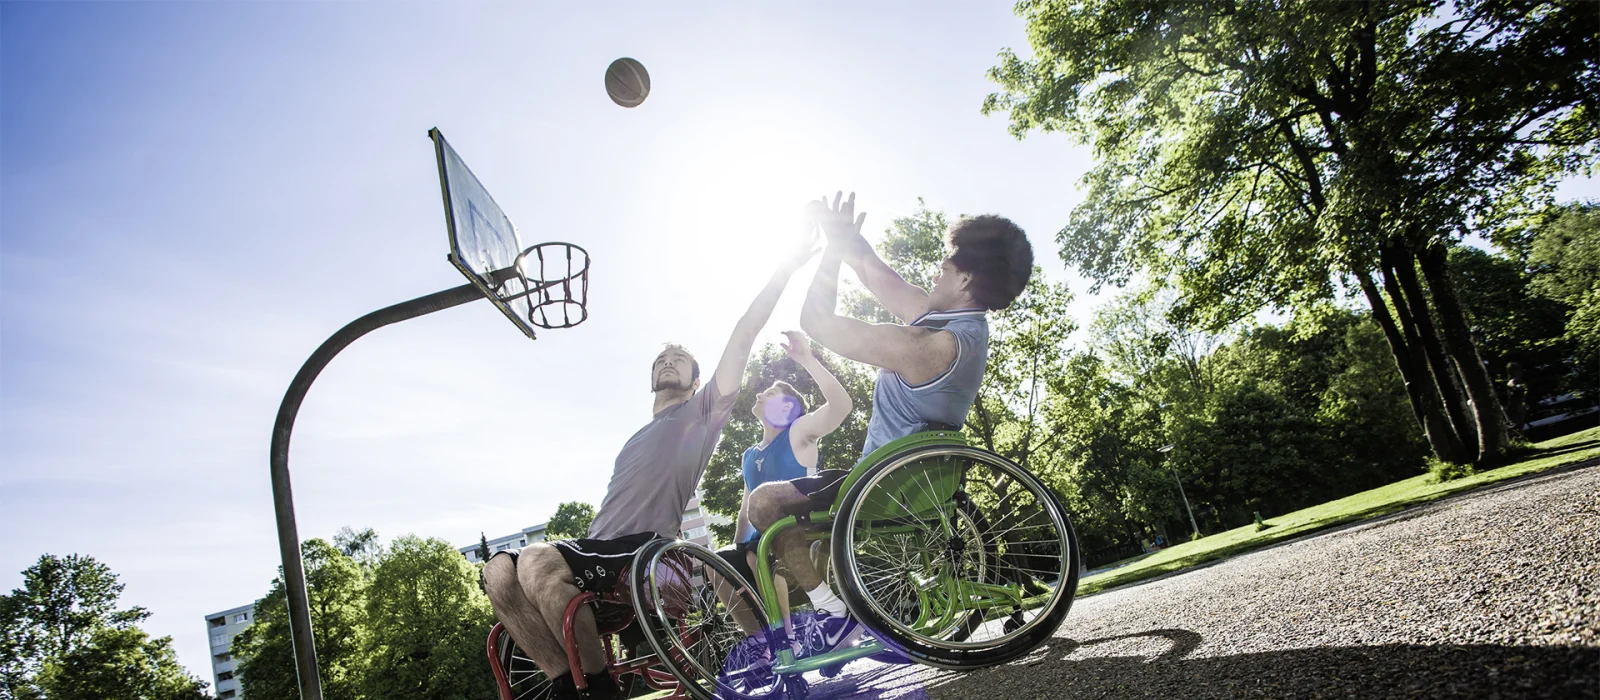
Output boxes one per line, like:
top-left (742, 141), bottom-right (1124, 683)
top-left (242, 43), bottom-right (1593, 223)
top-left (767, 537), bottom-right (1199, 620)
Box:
top-left (790, 468), bottom-right (851, 510)
top-left (551, 532), bottom-right (660, 593)
top-left (716, 540), bottom-right (761, 586)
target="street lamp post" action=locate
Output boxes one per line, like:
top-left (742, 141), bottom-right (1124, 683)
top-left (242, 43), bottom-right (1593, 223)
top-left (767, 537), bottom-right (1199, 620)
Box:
top-left (1158, 444), bottom-right (1201, 540)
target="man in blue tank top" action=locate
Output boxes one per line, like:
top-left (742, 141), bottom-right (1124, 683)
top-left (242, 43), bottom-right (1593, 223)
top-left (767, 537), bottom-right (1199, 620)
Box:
top-left (714, 331), bottom-right (852, 639)
top-left (747, 192), bottom-right (1034, 651)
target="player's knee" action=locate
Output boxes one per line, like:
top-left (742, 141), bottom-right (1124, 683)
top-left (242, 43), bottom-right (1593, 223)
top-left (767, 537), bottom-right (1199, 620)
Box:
top-left (481, 554), bottom-right (519, 607)
top-left (519, 545), bottom-right (577, 601)
top-left (748, 484), bottom-right (784, 529)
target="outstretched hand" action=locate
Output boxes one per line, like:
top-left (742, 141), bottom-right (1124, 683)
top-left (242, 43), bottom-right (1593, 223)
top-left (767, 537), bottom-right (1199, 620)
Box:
top-left (807, 191), bottom-right (870, 260)
top-left (780, 330), bottom-right (815, 364)
top-left (778, 222), bottom-right (823, 273)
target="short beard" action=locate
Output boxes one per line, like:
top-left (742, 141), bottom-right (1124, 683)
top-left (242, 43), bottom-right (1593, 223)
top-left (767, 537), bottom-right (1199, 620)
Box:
top-left (652, 375), bottom-right (694, 393)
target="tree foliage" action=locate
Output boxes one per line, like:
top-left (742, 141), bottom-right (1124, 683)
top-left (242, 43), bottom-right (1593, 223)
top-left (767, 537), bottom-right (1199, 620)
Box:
top-left (1, 554), bottom-right (209, 700)
top-left (1050, 296), bottom-right (1431, 561)
top-left (543, 502), bottom-right (598, 541)
top-left (232, 531), bottom-right (496, 700)
top-left (986, 0), bottom-right (1599, 465)
top-left (232, 539), bottom-right (368, 700)
top-left (1526, 202), bottom-right (1600, 371)
top-left (33, 627), bottom-right (207, 700)
top-left (362, 537), bottom-right (496, 700)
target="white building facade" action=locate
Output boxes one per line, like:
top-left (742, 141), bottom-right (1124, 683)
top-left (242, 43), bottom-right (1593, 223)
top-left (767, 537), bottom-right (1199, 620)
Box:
top-left (204, 603), bottom-right (254, 699)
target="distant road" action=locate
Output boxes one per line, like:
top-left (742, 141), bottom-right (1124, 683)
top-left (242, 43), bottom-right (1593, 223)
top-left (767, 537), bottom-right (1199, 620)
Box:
top-left (805, 462), bottom-right (1600, 699)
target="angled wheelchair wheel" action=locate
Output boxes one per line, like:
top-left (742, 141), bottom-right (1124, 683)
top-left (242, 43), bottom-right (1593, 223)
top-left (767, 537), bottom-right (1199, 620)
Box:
top-left (490, 624), bottom-right (557, 700)
top-left (629, 538), bottom-right (784, 700)
top-left (831, 444), bottom-right (1080, 670)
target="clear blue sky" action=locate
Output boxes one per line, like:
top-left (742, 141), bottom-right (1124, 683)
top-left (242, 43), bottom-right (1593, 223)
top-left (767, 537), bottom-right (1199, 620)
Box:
top-left (1, 1), bottom-right (1097, 680)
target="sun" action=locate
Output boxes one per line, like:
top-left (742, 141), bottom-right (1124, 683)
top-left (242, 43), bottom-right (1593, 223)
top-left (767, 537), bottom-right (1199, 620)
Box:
top-left (667, 122), bottom-right (835, 269)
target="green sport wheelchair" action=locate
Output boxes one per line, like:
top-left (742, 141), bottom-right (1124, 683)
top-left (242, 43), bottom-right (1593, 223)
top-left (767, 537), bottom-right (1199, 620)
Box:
top-left (625, 429), bottom-right (1080, 699)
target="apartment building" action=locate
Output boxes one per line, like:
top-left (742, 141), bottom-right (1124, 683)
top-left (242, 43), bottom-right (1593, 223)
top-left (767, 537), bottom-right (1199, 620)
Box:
top-left (204, 603), bottom-right (254, 699)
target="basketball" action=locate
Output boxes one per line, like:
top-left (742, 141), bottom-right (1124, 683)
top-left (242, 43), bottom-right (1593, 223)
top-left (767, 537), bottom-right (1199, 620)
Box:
top-left (605, 57), bottom-right (650, 108)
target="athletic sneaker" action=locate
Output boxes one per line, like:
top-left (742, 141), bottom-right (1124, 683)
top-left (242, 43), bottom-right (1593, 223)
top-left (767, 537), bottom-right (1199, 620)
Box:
top-left (810, 611), bottom-right (862, 654)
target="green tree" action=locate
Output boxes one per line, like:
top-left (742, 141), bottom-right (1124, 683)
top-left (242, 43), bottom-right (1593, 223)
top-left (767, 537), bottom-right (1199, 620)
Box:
top-left (1042, 352), bottom-right (1177, 557)
top-left (1059, 295), bottom-right (1429, 552)
top-left (2, 554), bottom-right (152, 699)
top-left (1, 593), bottom-right (36, 700)
top-left (362, 536), bottom-right (495, 700)
top-left (1447, 244), bottom-right (1574, 417)
top-left (1526, 202), bottom-right (1600, 374)
top-left (543, 502), bottom-right (597, 541)
top-left (33, 627), bottom-right (207, 700)
top-left (333, 527), bottom-right (385, 571)
top-left (233, 539), bottom-right (368, 700)
top-left (475, 534), bottom-right (491, 563)
top-left (987, 0), bottom-right (1599, 466)
top-left (2, 555), bottom-right (214, 700)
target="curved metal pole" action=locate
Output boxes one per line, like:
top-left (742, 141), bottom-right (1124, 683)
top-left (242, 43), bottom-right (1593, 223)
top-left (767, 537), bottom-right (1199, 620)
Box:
top-left (270, 281), bottom-right (489, 700)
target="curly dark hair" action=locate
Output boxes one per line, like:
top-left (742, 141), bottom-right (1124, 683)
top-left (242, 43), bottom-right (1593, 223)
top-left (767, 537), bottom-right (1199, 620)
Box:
top-left (947, 215), bottom-right (1034, 310)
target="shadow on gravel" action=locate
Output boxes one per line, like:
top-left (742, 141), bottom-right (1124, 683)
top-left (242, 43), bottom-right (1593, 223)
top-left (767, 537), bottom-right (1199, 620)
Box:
top-left (927, 629), bottom-right (1599, 699)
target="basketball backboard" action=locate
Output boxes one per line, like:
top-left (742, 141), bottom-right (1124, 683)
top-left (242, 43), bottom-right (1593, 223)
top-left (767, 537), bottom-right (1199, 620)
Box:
top-left (431, 127), bottom-right (542, 340)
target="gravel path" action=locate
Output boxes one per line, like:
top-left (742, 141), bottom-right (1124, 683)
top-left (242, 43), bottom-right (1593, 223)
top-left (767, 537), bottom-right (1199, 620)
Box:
top-left (799, 462), bottom-right (1600, 699)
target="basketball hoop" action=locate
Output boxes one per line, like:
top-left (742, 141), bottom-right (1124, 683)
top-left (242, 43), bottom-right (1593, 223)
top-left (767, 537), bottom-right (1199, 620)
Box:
top-left (504, 242), bottom-right (590, 329)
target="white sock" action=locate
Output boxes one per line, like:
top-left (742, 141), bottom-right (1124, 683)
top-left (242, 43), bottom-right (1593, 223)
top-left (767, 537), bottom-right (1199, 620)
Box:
top-left (807, 583), bottom-right (846, 616)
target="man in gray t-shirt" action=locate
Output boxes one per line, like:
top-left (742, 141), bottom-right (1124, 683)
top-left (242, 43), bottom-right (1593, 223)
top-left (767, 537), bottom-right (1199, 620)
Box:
top-left (480, 238), bottom-right (819, 700)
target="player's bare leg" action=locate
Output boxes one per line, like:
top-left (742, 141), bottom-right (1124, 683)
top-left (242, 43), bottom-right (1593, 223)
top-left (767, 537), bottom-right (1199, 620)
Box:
top-left (748, 483), bottom-right (825, 591)
top-left (483, 553), bottom-right (567, 675)
top-left (519, 544), bottom-right (607, 674)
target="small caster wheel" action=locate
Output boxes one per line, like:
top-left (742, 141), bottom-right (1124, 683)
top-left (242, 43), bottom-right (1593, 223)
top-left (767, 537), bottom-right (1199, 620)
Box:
top-left (784, 675), bottom-right (810, 700)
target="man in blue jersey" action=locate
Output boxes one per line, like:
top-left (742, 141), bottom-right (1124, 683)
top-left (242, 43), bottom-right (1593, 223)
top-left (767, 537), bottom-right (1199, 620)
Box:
top-left (724, 330), bottom-right (853, 584)
top-left (746, 192), bottom-right (1034, 650)
top-left (714, 331), bottom-right (851, 642)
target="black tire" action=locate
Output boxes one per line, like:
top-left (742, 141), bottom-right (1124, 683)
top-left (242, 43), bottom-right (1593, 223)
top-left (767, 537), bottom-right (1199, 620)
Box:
top-left (628, 538), bottom-right (784, 700)
top-left (830, 444), bottom-right (1080, 670)
top-left (494, 630), bottom-right (556, 700)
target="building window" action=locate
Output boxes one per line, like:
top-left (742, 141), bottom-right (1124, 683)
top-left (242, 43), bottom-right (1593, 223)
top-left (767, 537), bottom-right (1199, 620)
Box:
top-left (496, 543), bottom-right (510, 551)
top-left (208, 617), bottom-right (225, 628)
top-left (232, 612), bottom-right (249, 624)
top-left (219, 691), bottom-right (236, 699)
top-left (218, 671), bottom-right (234, 681)
top-left (214, 653), bottom-right (231, 663)
top-left (519, 539), bottom-right (526, 546)
top-left (683, 508), bottom-right (700, 519)
top-left (211, 634), bottom-right (226, 647)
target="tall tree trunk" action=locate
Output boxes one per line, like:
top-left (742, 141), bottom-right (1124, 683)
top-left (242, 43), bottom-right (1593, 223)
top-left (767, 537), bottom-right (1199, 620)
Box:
top-left (1358, 271), bottom-right (1471, 463)
top-left (1377, 255), bottom-right (1473, 462)
top-left (1417, 243), bottom-right (1509, 465)
top-left (1384, 243), bottom-right (1478, 450)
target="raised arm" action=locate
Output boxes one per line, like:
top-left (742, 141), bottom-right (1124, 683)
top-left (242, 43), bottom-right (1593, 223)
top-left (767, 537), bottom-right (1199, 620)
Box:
top-left (780, 331), bottom-right (853, 444)
top-left (800, 248), bottom-right (956, 386)
top-left (814, 192), bottom-right (929, 323)
top-left (709, 231), bottom-right (819, 399)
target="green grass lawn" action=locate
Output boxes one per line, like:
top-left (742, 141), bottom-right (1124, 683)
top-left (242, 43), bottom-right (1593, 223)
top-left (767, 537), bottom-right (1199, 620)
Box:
top-left (1077, 426), bottom-right (1600, 597)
